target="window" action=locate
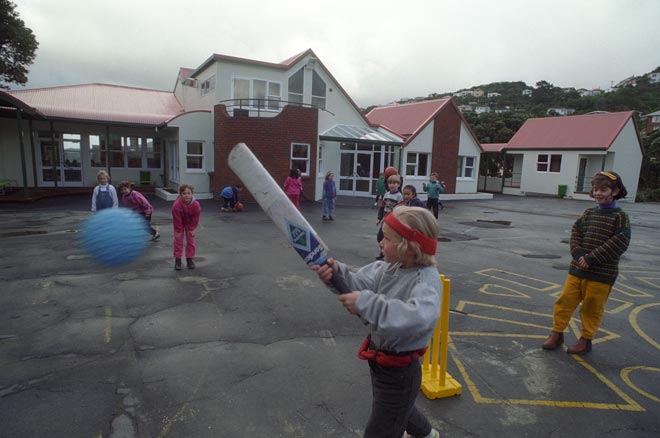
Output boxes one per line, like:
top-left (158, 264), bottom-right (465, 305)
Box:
top-left (232, 77), bottom-right (281, 110)
top-left (457, 156), bottom-right (476, 178)
top-left (537, 154), bottom-right (562, 173)
top-left (89, 135), bottom-right (106, 167)
top-left (318, 143), bottom-right (324, 174)
top-left (311, 70), bottom-right (326, 110)
top-left (288, 68), bottom-right (304, 105)
top-left (200, 75), bottom-right (215, 96)
top-left (106, 136), bottom-right (162, 169)
top-left (291, 143), bottom-right (310, 176)
top-left (405, 152), bottom-right (429, 177)
top-left (186, 141), bottom-right (204, 171)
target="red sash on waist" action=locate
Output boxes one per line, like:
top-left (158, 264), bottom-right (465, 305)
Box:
top-left (357, 337), bottom-right (427, 367)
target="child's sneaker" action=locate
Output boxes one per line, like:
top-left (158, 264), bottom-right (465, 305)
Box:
top-left (402, 429), bottom-right (439, 438)
top-left (174, 258), bottom-right (182, 270)
top-left (186, 258), bottom-right (195, 269)
top-left (152, 231), bottom-right (160, 241)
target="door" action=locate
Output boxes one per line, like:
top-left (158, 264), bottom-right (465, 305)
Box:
top-left (338, 147), bottom-right (373, 196)
top-left (167, 141), bottom-right (179, 183)
top-left (38, 132), bottom-right (83, 186)
top-left (577, 158), bottom-right (588, 192)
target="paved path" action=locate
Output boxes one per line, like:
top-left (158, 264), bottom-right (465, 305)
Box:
top-left (1, 195), bottom-right (659, 437)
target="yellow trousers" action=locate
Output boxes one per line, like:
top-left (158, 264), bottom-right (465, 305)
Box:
top-left (552, 274), bottom-right (612, 339)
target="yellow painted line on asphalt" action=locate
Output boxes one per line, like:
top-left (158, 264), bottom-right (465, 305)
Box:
top-left (159, 365), bottom-right (207, 437)
top-left (629, 302), bottom-right (660, 351)
top-left (479, 283), bottom-right (530, 298)
top-left (621, 366), bottom-right (660, 403)
top-left (104, 306), bottom-right (111, 344)
top-left (474, 268), bottom-right (560, 292)
top-left (448, 341), bottom-right (644, 411)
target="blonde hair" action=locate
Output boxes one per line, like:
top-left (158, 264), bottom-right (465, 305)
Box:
top-left (387, 174), bottom-right (401, 184)
top-left (389, 206), bottom-right (438, 266)
top-left (325, 171), bottom-right (334, 179)
top-left (96, 170), bottom-right (109, 180)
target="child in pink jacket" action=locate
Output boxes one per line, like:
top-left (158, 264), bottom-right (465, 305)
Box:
top-left (283, 168), bottom-right (303, 209)
top-left (171, 184), bottom-right (202, 270)
top-left (118, 181), bottom-right (159, 240)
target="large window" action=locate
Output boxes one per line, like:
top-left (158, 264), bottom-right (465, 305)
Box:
top-left (288, 68), bottom-right (304, 105)
top-left (186, 141), bottom-right (204, 171)
top-left (232, 77), bottom-right (281, 110)
top-left (457, 156), bottom-right (476, 178)
top-left (536, 154), bottom-right (562, 172)
top-left (291, 143), bottom-right (310, 176)
top-left (311, 70), bottom-right (326, 110)
top-left (105, 136), bottom-right (161, 169)
top-left (200, 75), bottom-right (215, 96)
top-left (405, 152), bottom-right (429, 177)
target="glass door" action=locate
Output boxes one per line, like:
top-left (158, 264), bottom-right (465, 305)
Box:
top-left (38, 132), bottom-right (83, 186)
top-left (338, 143), bottom-right (373, 196)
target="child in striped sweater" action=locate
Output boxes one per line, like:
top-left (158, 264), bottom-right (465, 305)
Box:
top-left (542, 171), bottom-right (630, 354)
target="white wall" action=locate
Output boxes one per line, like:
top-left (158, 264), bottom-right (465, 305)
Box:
top-left (519, 150), bottom-right (584, 197)
top-left (168, 111), bottom-right (213, 195)
top-left (401, 122), bottom-right (434, 196)
top-left (608, 119), bottom-right (643, 201)
top-left (456, 122), bottom-right (481, 193)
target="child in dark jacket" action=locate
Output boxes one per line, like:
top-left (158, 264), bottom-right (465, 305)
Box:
top-left (172, 184), bottom-right (202, 270)
top-left (117, 181), bottom-right (159, 240)
top-left (402, 185), bottom-right (425, 207)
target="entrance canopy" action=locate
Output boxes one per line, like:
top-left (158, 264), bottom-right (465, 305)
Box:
top-left (320, 124), bottom-right (403, 145)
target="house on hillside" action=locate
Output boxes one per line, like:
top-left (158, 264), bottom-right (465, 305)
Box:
top-left (366, 98), bottom-right (488, 199)
top-left (479, 111), bottom-right (644, 201)
top-left (643, 110), bottom-right (660, 133)
top-left (0, 49), bottom-right (405, 201)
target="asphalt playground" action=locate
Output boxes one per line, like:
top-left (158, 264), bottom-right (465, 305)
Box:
top-left (1, 193), bottom-right (659, 438)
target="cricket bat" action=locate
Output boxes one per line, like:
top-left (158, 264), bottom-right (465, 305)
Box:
top-left (228, 142), bottom-right (350, 294)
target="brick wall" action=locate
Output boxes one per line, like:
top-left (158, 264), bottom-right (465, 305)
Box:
top-left (212, 105), bottom-right (319, 203)
top-left (430, 105), bottom-right (461, 194)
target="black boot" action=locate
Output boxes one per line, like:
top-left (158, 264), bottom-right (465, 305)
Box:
top-left (174, 258), bottom-right (182, 270)
top-left (187, 258), bottom-right (195, 269)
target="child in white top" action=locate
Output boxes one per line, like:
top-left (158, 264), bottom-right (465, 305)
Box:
top-left (91, 170), bottom-right (118, 212)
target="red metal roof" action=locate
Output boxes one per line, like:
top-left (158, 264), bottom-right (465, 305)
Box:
top-left (366, 98), bottom-right (452, 137)
top-left (507, 111), bottom-right (636, 150)
top-left (7, 83), bottom-right (184, 126)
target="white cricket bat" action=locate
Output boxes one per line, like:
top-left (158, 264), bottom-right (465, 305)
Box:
top-left (228, 142), bottom-right (350, 294)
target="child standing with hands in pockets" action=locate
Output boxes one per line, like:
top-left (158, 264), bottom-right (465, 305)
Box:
top-left (313, 206), bottom-right (441, 438)
top-left (172, 184), bottom-right (202, 270)
top-left (542, 171), bottom-right (630, 354)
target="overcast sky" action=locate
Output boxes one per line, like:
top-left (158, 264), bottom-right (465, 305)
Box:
top-left (11, 0), bottom-right (660, 108)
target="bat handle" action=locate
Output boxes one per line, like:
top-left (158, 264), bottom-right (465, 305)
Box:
top-left (327, 264), bottom-right (351, 295)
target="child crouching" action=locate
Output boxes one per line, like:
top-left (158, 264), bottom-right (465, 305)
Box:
top-left (313, 206), bottom-right (441, 438)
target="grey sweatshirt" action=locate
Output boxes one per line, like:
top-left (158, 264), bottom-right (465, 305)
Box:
top-left (335, 260), bottom-right (442, 353)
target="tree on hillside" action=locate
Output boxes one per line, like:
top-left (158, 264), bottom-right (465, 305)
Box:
top-left (0, 0), bottom-right (39, 89)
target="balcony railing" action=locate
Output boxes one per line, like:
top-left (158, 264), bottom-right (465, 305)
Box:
top-left (218, 99), bottom-right (335, 117)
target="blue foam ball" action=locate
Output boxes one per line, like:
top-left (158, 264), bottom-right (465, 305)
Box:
top-left (80, 208), bottom-right (150, 266)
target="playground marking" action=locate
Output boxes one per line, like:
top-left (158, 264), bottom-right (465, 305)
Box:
top-left (479, 284), bottom-right (530, 298)
top-left (621, 366), bottom-right (660, 403)
top-left (629, 302), bottom-right (660, 352)
top-left (104, 306), bottom-right (111, 344)
top-left (475, 268), bottom-right (560, 292)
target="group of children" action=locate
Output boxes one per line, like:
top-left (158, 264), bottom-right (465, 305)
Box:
top-left (91, 170), bottom-right (200, 270)
top-left (92, 166), bottom-right (631, 437)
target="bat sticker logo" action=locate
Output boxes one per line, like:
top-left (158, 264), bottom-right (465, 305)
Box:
top-left (286, 220), bottom-right (328, 266)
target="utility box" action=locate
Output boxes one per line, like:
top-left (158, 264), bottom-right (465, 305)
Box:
top-left (140, 171), bottom-right (151, 185)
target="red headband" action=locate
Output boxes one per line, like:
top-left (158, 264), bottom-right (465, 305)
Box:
top-left (383, 213), bottom-right (437, 255)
